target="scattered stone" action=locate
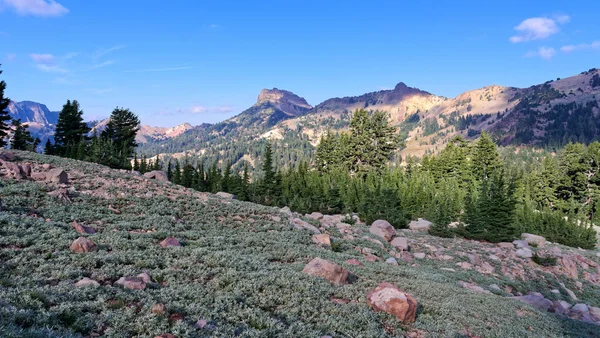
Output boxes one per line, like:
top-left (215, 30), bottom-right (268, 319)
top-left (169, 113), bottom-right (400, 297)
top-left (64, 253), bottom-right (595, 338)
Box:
top-left (364, 254), bottom-right (381, 262)
top-left (551, 300), bottom-right (572, 315)
top-left (75, 277), bottom-right (100, 287)
top-left (414, 253), bottom-right (426, 259)
top-left (19, 163), bottom-right (31, 177)
top-left (292, 218), bottom-right (321, 234)
top-left (570, 303), bottom-right (590, 320)
top-left (390, 237), bottom-right (409, 251)
top-left (280, 206), bottom-right (293, 217)
top-left (31, 172), bottom-right (47, 181)
top-left (195, 319), bottom-right (208, 329)
top-left (550, 289), bottom-right (560, 294)
top-left (512, 240), bottom-right (529, 249)
top-left (137, 272), bottom-right (152, 284)
top-left (439, 255), bottom-right (454, 261)
top-left (151, 303), bottom-right (166, 315)
top-left (366, 282), bottom-right (417, 324)
top-left (459, 281), bottom-right (490, 294)
top-left (489, 284), bottom-right (503, 293)
top-left (70, 237), bottom-right (97, 253)
top-left (559, 256), bottom-right (579, 279)
top-left (497, 242), bottom-right (515, 249)
top-left (515, 248), bottom-right (533, 258)
top-left (522, 233), bottom-right (546, 248)
top-left (302, 258), bottom-right (349, 285)
top-left (513, 293), bottom-right (553, 311)
top-left (440, 268), bottom-right (456, 272)
top-left (143, 170), bottom-right (169, 182)
top-left (369, 220), bottom-right (396, 241)
top-left (559, 282), bottom-right (578, 301)
top-left (458, 262), bottom-right (473, 270)
top-left (385, 257), bottom-right (398, 265)
top-left (312, 234), bottom-right (331, 246)
top-left (307, 212), bottom-right (324, 220)
top-left (346, 258), bottom-right (362, 266)
top-left (72, 220), bottom-right (96, 235)
top-left (160, 237), bottom-right (181, 248)
top-left (467, 254), bottom-right (481, 265)
top-left (590, 306), bottom-right (600, 321)
top-left (0, 159), bottom-right (25, 179)
top-left (46, 168), bottom-right (68, 184)
top-left (216, 191), bottom-right (236, 199)
top-left (408, 218), bottom-right (432, 231)
top-left (115, 277), bottom-right (146, 290)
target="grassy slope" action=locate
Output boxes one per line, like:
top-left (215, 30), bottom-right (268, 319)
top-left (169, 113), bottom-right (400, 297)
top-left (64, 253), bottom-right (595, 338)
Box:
top-left (0, 151), bottom-right (599, 338)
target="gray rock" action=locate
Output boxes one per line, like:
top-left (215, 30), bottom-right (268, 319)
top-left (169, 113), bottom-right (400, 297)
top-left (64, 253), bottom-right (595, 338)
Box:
top-left (143, 170), bottom-right (169, 182)
top-left (390, 237), bottom-right (409, 251)
top-left (291, 218), bottom-right (321, 234)
top-left (408, 218), bottom-right (432, 231)
top-left (522, 233), bottom-right (546, 248)
top-left (215, 192), bottom-right (236, 199)
top-left (385, 257), bottom-right (398, 265)
top-left (559, 282), bottom-right (578, 301)
top-left (551, 300), bottom-right (572, 315)
top-left (369, 220), bottom-right (396, 241)
top-left (75, 277), bottom-right (100, 287)
top-left (414, 253), bottom-right (426, 259)
top-left (514, 293), bottom-right (553, 311)
top-left (512, 240), bottom-right (529, 249)
top-left (46, 168), bottom-right (68, 184)
top-left (515, 248), bottom-right (533, 258)
top-left (306, 212), bottom-right (324, 220)
top-left (489, 284), bottom-right (502, 293)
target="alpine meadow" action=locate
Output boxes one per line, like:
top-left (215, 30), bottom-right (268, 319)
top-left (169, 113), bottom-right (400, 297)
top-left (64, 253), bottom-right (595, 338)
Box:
top-left (1, 1), bottom-right (600, 337)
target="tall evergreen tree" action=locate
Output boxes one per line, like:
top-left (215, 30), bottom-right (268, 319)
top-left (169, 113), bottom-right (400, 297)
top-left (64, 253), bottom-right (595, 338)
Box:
top-left (10, 119), bottom-right (37, 151)
top-left (471, 132), bottom-right (501, 180)
top-left (54, 100), bottom-right (89, 155)
top-left (101, 107), bottom-right (140, 168)
top-left (173, 159), bottom-right (182, 185)
top-left (0, 65), bottom-right (12, 147)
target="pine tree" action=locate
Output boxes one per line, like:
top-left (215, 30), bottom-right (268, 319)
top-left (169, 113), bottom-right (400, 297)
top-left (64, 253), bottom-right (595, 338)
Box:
top-left (133, 153), bottom-right (139, 171)
top-left (173, 159), bottom-right (182, 185)
top-left (471, 132), bottom-right (501, 180)
top-left (181, 159), bottom-right (194, 188)
top-left (140, 155), bottom-right (147, 173)
top-left (10, 119), bottom-right (36, 151)
top-left (167, 160), bottom-right (173, 181)
top-left (0, 65), bottom-right (12, 147)
top-left (222, 160), bottom-right (232, 192)
top-left (101, 107), bottom-right (140, 168)
top-left (44, 139), bottom-right (54, 155)
top-left (54, 100), bottom-right (89, 156)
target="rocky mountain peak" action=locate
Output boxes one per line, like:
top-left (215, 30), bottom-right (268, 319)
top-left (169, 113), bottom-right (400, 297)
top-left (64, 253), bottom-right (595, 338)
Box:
top-left (256, 88), bottom-right (312, 116)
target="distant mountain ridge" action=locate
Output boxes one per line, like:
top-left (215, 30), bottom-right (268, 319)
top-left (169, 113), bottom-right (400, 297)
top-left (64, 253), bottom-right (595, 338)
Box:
top-left (137, 67), bottom-right (600, 171)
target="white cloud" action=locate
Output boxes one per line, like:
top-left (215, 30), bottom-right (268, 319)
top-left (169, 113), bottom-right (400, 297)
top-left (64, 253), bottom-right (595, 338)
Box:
top-left (87, 60), bottom-right (115, 71)
top-left (2, 0), bottom-right (68, 17)
top-left (525, 46), bottom-right (555, 60)
top-left (554, 14), bottom-right (571, 24)
top-left (560, 41), bottom-right (600, 53)
top-left (93, 45), bottom-right (126, 59)
top-left (125, 66), bottom-right (193, 73)
top-left (29, 53), bottom-right (55, 65)
top-left (510, 17), bottom-right (563, 43)
top-left (35, 63), bottom-right (67, 73)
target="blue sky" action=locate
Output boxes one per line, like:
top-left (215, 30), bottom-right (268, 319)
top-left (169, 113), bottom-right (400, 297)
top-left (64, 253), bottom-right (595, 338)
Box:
top-left (0, 0), bottom-right (599, 126)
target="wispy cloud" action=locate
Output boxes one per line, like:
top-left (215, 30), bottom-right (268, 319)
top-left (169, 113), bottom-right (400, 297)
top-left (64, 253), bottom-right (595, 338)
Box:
top-left (156, 104), bottom-right (234, 116)
top-left (36, 63), bottom-right (68, 73)
top-left (525, 46), bottom-right (556, 60)
top-left (509, 16), bottom-right (569, 43)
top-left (93, 44), bottom-right (126, 59)
top-left (87, 60), bottom-right (115, 71)
top-left (30, 53), bottom-right (55, 65)
top-left (125, 66), bottom-right (193, 73)
top-left (561, 41), bottom-right (600, 53)
top-left (2, 0), bottom-right (68, 17)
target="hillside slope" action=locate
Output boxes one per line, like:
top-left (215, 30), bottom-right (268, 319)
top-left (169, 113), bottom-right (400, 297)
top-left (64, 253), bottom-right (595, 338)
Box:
top-left (1, 151), bottom-right (599, 337)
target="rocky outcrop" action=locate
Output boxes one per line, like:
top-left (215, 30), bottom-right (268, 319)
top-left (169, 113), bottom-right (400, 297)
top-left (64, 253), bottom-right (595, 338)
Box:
top-left (143, 170), bottom-right (169, 182)
top-left (369, 220), bottom-right (396, 241)
top-left (70, 237), bottom-right (97, 253)
top-left (160, 237), bottom-right (181, 248)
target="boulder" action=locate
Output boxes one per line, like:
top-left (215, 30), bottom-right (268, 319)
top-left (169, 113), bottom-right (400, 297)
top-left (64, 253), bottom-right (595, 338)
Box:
top-left (72, 220), bottom-right (96, 235)
top-left (366, 282), bottom-right (418, 324)
top-left (292, 218), bottom-right (321, 234)
top-left (312, 234), bottom-right (331, 246)
top-left (459, 281), bottom-right (490, 294)
top-left (0, 159), bottom-right (24, 179)
top-left (390, 237), bottom-right (409, 251)
top-left (513, 293), bottom-right (553, 311)
top-left (302, 257), bottom-right (349, 285)
top-left (408, 218), bottom-right (432, 231)
top-left (497, 242), bottom-right (515, 249)
top-left (160, 237), bottom-right (181, 248)
top-left (369, 220), bottom-right (396, 241)
top-left (515, 248), bottom-right (533, 258)
top-left (115, 277), bottom-right (146, 290)
top-left (31, 172), bottom-right (47, 181)
top-left (143, 170), bottom-right (169, 182)
top-left (414, 253), bottom-right (426, 259)
top-left (551, 300), bottom-right (573, 315)
top-left (137, 272), bottom-right (152, 284)
top-left (590, 306), bottom-right (600, 322)
top-left (385, 257), bottom-right (398, 265)
top-left (75, 277), bottom-right (100, 287)
top-left (46, 168), bottom-right (68, 184)
top-left (346, 258), bottom-right (362, 266)
top-left (19, 163), bottom-right (31, 177)
top-left (521, 233), bottom-right (546, 248)
top-left (216, 191), bottom-right (236, 199)
top-left (512, 240), bottom-right (529, 249)
top-left (70, 237), bottom-right (97, 253)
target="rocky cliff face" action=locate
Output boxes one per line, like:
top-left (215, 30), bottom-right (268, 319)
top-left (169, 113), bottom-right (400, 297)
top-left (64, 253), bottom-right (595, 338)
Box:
top-left (256, 88), bottom-right (313, 117)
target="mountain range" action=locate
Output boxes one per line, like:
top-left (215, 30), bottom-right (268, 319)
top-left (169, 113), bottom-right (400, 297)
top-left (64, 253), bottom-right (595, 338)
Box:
top-left (8, 68), bottom-right (600, 169)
